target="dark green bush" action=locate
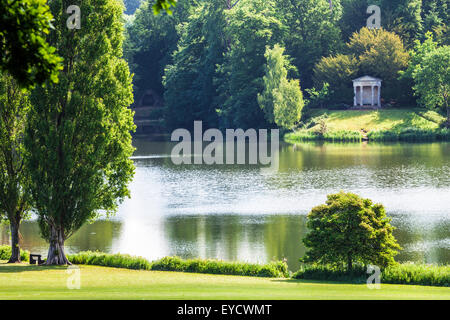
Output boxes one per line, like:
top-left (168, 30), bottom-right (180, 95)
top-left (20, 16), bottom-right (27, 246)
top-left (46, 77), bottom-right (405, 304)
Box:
top-left (293, 263), bottom-right (449, 287)
top-left (151, 256), bottom-right (289, 278)
top-left (0, 245), bottom-right (30, 262)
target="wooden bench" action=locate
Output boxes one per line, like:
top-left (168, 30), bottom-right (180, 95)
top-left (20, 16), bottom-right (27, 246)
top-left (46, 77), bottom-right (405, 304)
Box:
top-left (30, 254), bottom-right (45, 265)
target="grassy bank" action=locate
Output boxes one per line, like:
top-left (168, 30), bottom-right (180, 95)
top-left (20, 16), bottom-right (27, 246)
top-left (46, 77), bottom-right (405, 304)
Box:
top-left (286, 109), bottom-right (450, 142)
top-left (1, 262), bottom-right (449, 300)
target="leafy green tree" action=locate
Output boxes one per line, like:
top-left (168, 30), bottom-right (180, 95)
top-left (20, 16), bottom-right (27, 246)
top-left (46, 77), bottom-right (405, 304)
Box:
top-left (276, 0), bottom-right (343, 88)
top-left (421, 0), bottom-right (449, 37)
top-left (0, 73), bottom-right (31, 263)
top-left (125, 0), bottom-right (193, 102)
top-left (313, 54), bottom-right (359, 103)
top-left (314, 28), bottom-right (409, 104)
top-left (273, 78), bottom-right (304, 130)
top-left (302, 191), bottom-right (401, 270)
top-left (217, 0), bottom-right (286, 129)
top-left (25, 0), bottom-right (135, 265)
top-left (305, 83), bottom-right (332, 108)
top-left (413, 46), bottom-right (450, 125)
top-left (258, 45), bottom-right (303, 129)
top-left (352, 28), bottom-right (410, 102)
top-left (163, 0), bottom-right (224, 131)
top-left (0, 0), bottom-right (62, 87)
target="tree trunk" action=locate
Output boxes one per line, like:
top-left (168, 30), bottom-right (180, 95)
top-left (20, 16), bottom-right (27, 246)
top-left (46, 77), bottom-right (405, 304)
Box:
top-left (45, 225), bottom-right (71, 265)
top-left (7, 221), bottom-right (21, 263)
top-left (347, 254), bottom-right (352, 271)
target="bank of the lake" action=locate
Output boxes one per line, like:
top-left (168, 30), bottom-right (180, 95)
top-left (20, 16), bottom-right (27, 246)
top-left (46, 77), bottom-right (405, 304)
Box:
top-left (285, 109), bottom-right (450, 142)
top-left (0, 263), bottom-right (449, 300)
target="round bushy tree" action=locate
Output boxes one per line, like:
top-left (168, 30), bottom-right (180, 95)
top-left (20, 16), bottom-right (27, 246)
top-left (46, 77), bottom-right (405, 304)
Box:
top-left (302, 191), bottom-right (400, 270)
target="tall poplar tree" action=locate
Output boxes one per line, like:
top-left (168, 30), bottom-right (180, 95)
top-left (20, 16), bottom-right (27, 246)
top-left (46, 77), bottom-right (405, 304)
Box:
top-left (25, 0), bottom-right (135, 265)
top-left (0, 73), bottom-right (31, 263)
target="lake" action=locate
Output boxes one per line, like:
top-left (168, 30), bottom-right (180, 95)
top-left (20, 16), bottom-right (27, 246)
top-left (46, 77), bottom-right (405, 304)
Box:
top-left (1, 139), bottom-right (449, 271)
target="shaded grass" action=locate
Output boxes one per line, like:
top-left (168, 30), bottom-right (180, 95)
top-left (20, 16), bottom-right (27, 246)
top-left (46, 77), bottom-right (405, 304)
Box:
top-left (0, 263), bottom-right (449, 300)
top-left (293, 263), bottom-right (449, 287)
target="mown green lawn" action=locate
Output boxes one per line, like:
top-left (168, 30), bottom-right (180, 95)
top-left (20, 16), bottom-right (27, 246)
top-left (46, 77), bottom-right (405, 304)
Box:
top-left (307, 108), bottom-right (444, 132)
top-left (0, 263), bottom-right (448, 300)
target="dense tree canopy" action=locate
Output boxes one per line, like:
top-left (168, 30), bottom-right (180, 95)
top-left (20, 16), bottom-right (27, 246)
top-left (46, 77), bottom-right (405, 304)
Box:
top-left (0, 0), bottom-right (62, 87)
top-left (413, 46), bottom-right (450, 124)
top-left (163, 0), bottom-right (224, 131)
top-left (302, 192), bottom-right (401, 269)
top-left (125, 0), bottom-right (449, 129)
top-left (0, 73), bottom-right (31, 263)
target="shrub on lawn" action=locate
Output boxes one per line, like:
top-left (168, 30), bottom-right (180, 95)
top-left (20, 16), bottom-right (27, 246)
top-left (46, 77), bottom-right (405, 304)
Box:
top-left (0, 245), bottom-right (29, 262)
top-left (151, 256), bottom-right (289, 278)
top-left (68, 251), bottom-right (151, 270)
top-left (293, 263), bottom-right (449, 287)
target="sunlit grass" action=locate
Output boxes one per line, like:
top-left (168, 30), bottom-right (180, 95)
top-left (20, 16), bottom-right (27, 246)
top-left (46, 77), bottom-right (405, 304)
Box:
top-left (1, 262), bottom-right (449, 300)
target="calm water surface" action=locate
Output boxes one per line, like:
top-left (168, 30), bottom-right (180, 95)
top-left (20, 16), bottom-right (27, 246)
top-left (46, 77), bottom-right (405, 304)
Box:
top-left (1, 140), bottom-right (449, 271)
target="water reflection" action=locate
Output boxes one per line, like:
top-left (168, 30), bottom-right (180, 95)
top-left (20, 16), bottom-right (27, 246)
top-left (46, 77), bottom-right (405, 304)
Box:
top-left (1, 141), bottom-right (449, 271)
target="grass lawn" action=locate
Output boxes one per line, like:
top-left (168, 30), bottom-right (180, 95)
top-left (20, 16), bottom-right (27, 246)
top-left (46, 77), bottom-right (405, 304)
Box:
top-left (1, 262), bottom-right (449, 300)
top-left (307, 108), bottom-right (444, 132)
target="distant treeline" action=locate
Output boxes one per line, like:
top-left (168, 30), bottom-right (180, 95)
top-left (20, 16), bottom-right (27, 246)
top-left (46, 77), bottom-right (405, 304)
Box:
top-left (124, 0), bottom-right (450, 130)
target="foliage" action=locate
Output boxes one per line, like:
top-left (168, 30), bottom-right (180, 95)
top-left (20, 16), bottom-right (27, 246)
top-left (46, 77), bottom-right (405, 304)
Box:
top-left (125, 0), bottom-right (193, 102)
top-left (0, 245), bottom-right (29, 262)
top-left (302, 192), bottom-right (401, 270)
top-left (285, 129), bottom-right (362, 142)
top-left (313, 54), bottom-right (359, 103)
top-left (123, 0), bottom-right (142, 15)
top-left (25, 0), bottom-right (135, 265)
top-left (293, 262), bottom-right (449, 287)
top-left (276, 0), bottom-right (343, 89)
top-left (258, 44), bottom-right (304, 129)
top-left (153, 0), bottom-right (177, 14)
top-left (412, 45), bottom-right (450, 124)
top-left (151, 256), bottom-right (289, 278)
top-left (348, 28), bottom-right (410, 102)
top-left (305, 83), bottom-right (332, 109)
top-left (217, 0), bottom-right (286, 129)
top-left (0, 0), bottom-right (62, 87)
top-left (0, 73), bottom-right (32, 262)
top-left (68, 251), bottom-right (152, 270)
top-left (68, 252), bottom-right (289, 277)
top-left (163, 0), bottom-right (224, 131)
top-left (314, 28), bottom-right (409, 104)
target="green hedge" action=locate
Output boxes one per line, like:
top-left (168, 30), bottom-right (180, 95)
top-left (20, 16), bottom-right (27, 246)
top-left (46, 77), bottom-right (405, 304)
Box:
top-left (151, 256), bottom-right (289, 278)
top-left (68, 251), bottom-right (152, 270)
top-left (293, 263), bottom-right (449, 287)
top-left (0, 245), bottom-right (30, 262)
top-left (67, 252), bottom-right (288, 278)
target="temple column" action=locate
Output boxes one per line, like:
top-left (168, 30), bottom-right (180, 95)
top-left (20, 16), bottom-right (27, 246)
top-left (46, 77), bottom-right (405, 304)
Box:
top-left (371, 85), bottom-right (374, 106)
top-left (353, 85), bottom-right (357, 106)
top-left (377, 84), bottom-right (381, 106)
top-left (360, 85), bottom-right (363, 106)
